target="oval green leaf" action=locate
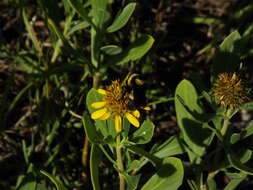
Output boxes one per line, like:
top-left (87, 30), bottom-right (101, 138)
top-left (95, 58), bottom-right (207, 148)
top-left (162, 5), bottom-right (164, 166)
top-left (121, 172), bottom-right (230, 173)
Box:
top-left (67, 21), bottom-right (90, 36)
top-left (211, 31), bottom-right (241, 81)
top-left (82, 113), bottom-right (104, 144)
top-left (90, 144), bottom-right (102, 190)
top-left (141, 157), bottom-right (184, 190)
top-left (129, 120), bottom-right (155, 144)
top-left (224, 173), bottom-right (246, 190)
top-left (107, 34), bottom-right (154, 65)
top-left (227, 151), bottom-right (253, 175)
top-left (86, 88), bottom-right (108, 135)
top-left (175, 79), bottom-right (213, 162)
top-left (154, 136), bottom-right (185, 158)
top-left (107, 3), bottom-right (136, 33)
top-left (101, 45), bottom-right (122, 55)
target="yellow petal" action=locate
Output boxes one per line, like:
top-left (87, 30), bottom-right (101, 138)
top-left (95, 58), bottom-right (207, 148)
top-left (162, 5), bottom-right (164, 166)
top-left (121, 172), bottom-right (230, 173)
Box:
top-left (135, 78), bottom-right (144, 86)
top-left (114, 115), bottom-right (122, 132)
top-left (125, 113), bottom-right (139, 127)
top-left (143, 106), bottom-right (151, 111)
top-left (91, 108), bottom-right (107, 120)
top-left (91, 101), bottom-right (106, 109)
top-left (132, 110), bottom-right (140, 118)
top-left (99, 111), bottom-right (111, 120)
top-left (97, 89), bottom-right (107, 95)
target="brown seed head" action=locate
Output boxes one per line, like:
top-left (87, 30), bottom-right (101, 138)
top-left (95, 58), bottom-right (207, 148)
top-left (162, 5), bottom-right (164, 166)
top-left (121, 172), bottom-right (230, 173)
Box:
top-left (212, 72), bottom-right (249, 109)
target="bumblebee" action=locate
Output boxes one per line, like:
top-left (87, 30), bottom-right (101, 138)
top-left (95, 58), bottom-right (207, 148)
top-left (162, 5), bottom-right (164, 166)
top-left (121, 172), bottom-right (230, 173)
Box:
top-left (121, 73), bottom-right (147, 110)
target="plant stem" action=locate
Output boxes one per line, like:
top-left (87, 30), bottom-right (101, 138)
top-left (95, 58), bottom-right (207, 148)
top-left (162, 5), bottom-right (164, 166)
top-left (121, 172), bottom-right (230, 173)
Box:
top-left (82, 74), bottom-right (101, 168)
top-left (99, 144), bottom-right (117, 166)
top-left (206, 109), bottom-right (234, 183)
top-left (82, 137), bottom-right (89, 167)
top-left (220, 109), bottom-right (233, 136)
top-left (116, 135), bottom-right (125, 190)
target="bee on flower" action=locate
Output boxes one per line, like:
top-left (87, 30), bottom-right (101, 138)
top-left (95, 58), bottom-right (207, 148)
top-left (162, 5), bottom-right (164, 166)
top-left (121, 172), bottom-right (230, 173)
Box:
top-left (90, 74), bottom-right (150, 133)
top-left (212, 72), bottom-right (249, 109)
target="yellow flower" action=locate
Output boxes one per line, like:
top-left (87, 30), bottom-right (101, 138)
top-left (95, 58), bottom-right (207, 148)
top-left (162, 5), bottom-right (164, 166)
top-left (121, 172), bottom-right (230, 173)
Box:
top-left (90, 80), bottom-right (148, 133)
top-left (212, 72), bottom-right (249, 109)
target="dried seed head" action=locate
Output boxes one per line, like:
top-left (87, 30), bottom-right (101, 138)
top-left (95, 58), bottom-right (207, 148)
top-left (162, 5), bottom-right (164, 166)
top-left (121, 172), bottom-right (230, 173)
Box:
top-left (212, 72), bottom-right (249, 109)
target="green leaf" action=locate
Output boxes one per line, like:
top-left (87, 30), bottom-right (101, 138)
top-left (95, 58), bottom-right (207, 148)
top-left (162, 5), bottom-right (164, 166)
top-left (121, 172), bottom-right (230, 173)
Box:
top-left (240, 101), bottom-right (253, 110)
top-left (17, 173), bottom-right (37, 190)
top-left (227, 151), bottom-right (253, 175)
top-left (91, 0), bottom-right (110, 29)
top-left (22, 9), bottom-right (42, 55)
top-left (127, 146), bottom-right (161, 167)
top-left (46, 15), bottom-right (89, 64)
top-left (17, 171), bottom-right (49, 190)
top-left (67, 21), bottom-right (90, 36)
top-left (224, 173), bottom-right (247, 190)
top-left (40, 170), bottom-right (68, 190)
top-left (7, 83), bottom-right (33, 121)
top-left (107, 34), bottom-right (154, 65)
top-left (230, 123), bottom-right (253, 144)
top-left (107, 3), bottom-right (136, 33)
top-left (242, 124), bottom-right (253, 139)
top-left (67, 0), bottom-right (94, 27)
top-left (90, 0), bottom-right (110, 67)
top-left (129, 120), bottom-right (155, 144)
top-left (90, 144), bottom-right (102, 190)
top-left (86, 88), bottom-right (118, 139)
top-left (91, 27), bottom-right (100, 68)
top-left (126, 160), bottom-right (141, 173)
top-left (175, 80), bottom-right (213, 162)
top-left (211, 31), bottom-right (241, 80)
top-left (86, 89), bottom-right (107, 133)
top-left (131, 136), bottom-right (185, 174)
top-left (220, 31), bottom-right (241, 52)
top-left (86, 89), bottom-right (103, 113)
top-left (50, 6), bottom-right (75, 63)
top-left (233, 4), bottom-right (253, 20)
top-left (230, 133), bottom-right (241, 144)
top-left (207, 178), bottom-right (217, 190)
top-left (190, 17), bottom-right (221, 25)
top-left (82, 113), bottom-right (104, 144)
top-left (141, 157), bottom-right (184, 190)
top-left (100, 45), bottom-right (122, 55)
top-left (153, 136), bottom-right (185, 158)
top-left (239, 149), bottom-right (252, 163)
top-left (34, 184), bottom-right (50, 190)
top-left (18, 182), bottom-right (36, 190)
top-left (124, 173), bottom-right (141, 190)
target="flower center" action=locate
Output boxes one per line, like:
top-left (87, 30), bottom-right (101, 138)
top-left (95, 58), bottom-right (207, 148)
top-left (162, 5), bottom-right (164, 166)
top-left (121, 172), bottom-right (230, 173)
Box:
top-left (104, 80), bottom-right (131, 115)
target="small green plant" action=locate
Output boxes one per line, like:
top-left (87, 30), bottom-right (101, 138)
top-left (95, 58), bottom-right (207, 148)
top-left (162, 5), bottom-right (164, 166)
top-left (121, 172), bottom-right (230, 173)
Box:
top-left (84, 74), bottom-right (184, 190)
top-left (2, 1), bottom-right (253, 190)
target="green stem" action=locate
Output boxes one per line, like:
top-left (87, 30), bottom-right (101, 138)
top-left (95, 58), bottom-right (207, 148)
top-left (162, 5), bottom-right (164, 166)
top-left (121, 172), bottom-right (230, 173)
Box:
top-left (207, 108), bottom-right (234, 182)
top-left (116, 135), bottom-right (125, 190)
top-left (220, 108), bottom-right (233, 136)
top-left (99, 144), bottom-right (117, 166)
